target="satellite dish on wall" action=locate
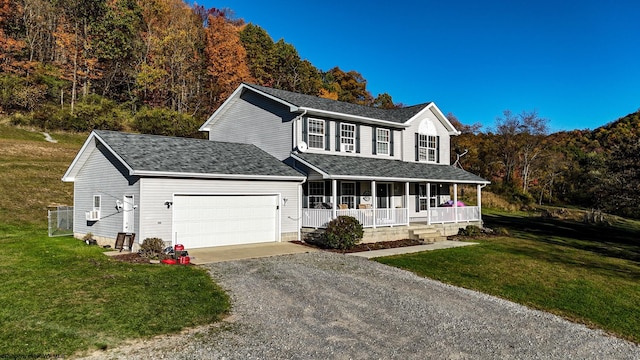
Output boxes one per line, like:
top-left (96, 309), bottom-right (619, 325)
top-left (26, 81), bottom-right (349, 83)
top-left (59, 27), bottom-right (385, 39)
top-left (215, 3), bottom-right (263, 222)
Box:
top-left (297, 141), bottom-right (308, 153)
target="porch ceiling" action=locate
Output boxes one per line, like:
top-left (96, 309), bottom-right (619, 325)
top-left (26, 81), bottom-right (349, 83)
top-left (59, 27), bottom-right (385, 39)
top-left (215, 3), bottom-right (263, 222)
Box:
top-left (292, 153), bottom-right (490, 184)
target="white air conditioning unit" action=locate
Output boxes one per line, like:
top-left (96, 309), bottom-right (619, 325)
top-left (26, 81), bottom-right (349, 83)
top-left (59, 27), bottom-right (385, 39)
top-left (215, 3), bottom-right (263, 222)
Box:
top-left (341, 143), bottom-right (354, 153)
top-left (85, 210), bottom-right (100, 221)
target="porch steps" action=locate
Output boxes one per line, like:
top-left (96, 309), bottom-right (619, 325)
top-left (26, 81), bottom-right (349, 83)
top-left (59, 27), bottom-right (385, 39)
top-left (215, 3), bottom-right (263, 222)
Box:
top-left (408, 226), bottom-right (447, 243)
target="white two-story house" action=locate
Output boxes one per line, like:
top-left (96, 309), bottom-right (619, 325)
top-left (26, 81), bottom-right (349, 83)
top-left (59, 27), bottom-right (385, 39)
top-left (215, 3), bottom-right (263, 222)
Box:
top-left (63, 83), bottom-right (489, 250)
top-left (201, 83), bottom-right (489, 236)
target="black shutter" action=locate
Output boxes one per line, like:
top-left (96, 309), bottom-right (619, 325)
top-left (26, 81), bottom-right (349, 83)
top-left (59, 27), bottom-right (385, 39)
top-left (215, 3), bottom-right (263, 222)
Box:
top-left (324, 181), bottom-right (331, 205)
top-left (355, 124), bottom-right (361, 153)
top-left (335, 121), bottom-right (341, 151)
top-left (302, 117), bottom-right (308, 144)
top-left (415, 133), bottom-right (419, 161)
top-left (355, 182), bottom-right (361, 206)
top-left (372, 126), bottom-right (377, 155)
top-left (436, 136), bottom-right (440, 163)
top-left (390, 130), bottom-right (394, 156)
top-left (415, 183), bottom-right (421, 212)
top-left (325, 121), bottom-right (330, 150)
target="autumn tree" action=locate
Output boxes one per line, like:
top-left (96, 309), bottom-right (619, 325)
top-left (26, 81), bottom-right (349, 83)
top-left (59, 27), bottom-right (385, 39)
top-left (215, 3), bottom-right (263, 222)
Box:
top-left (204, 13), bottom-right (253, 109)
top-left (493, 109), bottom-right (548, 192)
top-left (136, 0), bottom-right (206, 114)
top-left (91, 0), bottom-right (144, 102)
top-left (323, 67), bottom-right (373, 105)
top-left (239, 23), bottom-right (274, 86)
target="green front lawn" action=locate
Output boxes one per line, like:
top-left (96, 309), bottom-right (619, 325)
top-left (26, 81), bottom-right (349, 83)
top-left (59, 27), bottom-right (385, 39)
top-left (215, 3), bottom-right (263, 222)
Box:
top-left (376, 211), bottom-right (640, 343)
top-left (0, 224), bottom-right (230, 357)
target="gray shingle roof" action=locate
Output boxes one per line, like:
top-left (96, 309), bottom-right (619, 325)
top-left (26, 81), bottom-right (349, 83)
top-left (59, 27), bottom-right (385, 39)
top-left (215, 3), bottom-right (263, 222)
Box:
top-left (294, 152), bottom-right (489, 184)
top-left (94, 130), bottom-right (304, 179)
top-left (244, 83), bottom-right (430, 124)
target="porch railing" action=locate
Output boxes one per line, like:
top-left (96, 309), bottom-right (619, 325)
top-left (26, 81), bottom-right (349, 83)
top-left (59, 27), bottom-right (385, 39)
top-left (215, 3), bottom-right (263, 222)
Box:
top-left (303, 208), bottom-right (409, 228)
top-left (428, 206), bottom-right (480, 224)
top-left (302, 206), bottom-right (480, 228)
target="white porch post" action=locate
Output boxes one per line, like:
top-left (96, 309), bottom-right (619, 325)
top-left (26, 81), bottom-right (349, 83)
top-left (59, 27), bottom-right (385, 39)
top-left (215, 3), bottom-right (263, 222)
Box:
top-left (426, 182), bottom-right (431, 225)
top-left (371, 180), bottom-right (376, 229)
top-left (477, 184), bottom-right (482, 221)
top-left (405, 182), bottom-right (410, 225)
top-left (332, 179), bottom-right (337, 220)
top-left (453, 183), bottom-right (458, 223)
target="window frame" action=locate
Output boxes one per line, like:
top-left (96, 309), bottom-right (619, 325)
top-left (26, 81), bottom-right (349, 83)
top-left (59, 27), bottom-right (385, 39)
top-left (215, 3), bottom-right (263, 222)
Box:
top-left (376, 128), bottom-right (390, 155)
top-left (418, 184), bottom-right (437, 211)
top-left (340, 123), bottom-right (356, 152)
top-left (92, 194), bottom-right (101, 219)
top-left (340, 182), bottom-right (356, 209)
top-left (307, 118), bottom-right (325, 149)
top-left (418, 134), bottom-right (438, 162)
top-left (308, 181), bottom-right (325, 208)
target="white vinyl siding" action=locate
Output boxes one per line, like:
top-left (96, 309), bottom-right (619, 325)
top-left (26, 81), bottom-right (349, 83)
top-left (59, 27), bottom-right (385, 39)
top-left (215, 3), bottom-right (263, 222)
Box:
top-left (207, 91), bottom-right (296, 161)
top-left (73, 144), bottom-right (140, 240)
top-left (308, 119), bottom-right (325, 149)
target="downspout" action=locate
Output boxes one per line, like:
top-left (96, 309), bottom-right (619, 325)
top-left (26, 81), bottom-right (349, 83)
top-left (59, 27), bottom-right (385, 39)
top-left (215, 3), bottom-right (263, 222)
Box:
top-left (292, 109), bottom-right (308, 240)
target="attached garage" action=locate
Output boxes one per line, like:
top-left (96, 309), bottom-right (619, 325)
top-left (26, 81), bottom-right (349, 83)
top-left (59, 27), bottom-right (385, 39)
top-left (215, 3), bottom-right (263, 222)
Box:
top-left (173, 194), bottom-right (279, 248)
top-left (63, 131), bottom-right (305, 249)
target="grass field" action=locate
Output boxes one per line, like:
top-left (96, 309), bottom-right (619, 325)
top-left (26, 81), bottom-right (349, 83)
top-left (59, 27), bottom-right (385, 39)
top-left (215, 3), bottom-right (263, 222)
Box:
top-left (0, 125), bottom-right (230, 357)
top-left (377, 210), bottom-right (640, 343)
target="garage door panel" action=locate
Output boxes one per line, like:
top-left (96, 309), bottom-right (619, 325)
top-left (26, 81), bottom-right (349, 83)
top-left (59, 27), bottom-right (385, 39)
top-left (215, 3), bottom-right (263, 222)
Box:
top-left (173, 195), bottom-right (278, 248)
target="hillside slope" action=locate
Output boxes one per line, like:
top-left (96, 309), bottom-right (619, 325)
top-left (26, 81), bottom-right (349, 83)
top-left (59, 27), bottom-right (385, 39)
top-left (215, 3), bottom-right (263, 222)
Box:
top-left (0, 125), bottom-right (85, 226)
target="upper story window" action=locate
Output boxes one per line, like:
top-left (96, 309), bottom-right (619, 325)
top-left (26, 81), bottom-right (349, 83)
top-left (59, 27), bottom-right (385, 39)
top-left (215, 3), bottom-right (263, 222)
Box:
top-left (376, 128), bottom-right (390, 155)
top-left (418, 134), bottom-right (438, 162)
top-left (308, 119), bottom-right (325, 149)
top-left (340, 123), bottom-right (355, 152)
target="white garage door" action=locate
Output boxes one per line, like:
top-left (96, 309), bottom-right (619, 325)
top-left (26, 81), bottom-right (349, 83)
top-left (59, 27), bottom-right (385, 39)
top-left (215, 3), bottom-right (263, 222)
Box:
top-left (173, 195), bottom-right (279, 248)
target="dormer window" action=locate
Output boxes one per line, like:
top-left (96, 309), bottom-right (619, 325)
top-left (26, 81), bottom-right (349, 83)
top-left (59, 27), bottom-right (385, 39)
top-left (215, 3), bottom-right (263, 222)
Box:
top-left (340, 123), bottom-right (355, 152)
top-left (418, 134), bottom-right (439, 162)
top-left (376, 128), bottom-right (390, 155)
top-left (308, 119), bottom-right (325, 149)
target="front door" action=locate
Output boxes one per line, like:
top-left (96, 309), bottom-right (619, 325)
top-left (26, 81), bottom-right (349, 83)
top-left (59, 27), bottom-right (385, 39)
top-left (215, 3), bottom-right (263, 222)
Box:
top-left (376, 183), bottom-right (391, 209)
top-left (123, 195), bottom-right (134, 233)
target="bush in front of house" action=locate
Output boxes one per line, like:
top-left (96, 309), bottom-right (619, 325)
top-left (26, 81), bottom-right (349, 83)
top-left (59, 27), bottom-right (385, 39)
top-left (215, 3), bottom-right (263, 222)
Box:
top-left (458, 225), bottom-right (483, 237)
top-left (320, 216), bottom-right (364, 250)
top-left (139, 237), bottom-right (166, 259)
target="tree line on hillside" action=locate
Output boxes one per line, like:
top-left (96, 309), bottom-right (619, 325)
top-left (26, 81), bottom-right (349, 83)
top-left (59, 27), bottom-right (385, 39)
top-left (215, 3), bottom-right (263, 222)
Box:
top-left (449, 109), bottom-right (640, 219)
top-left (0, 0), bottom-right (399, 136)
top-left (2, 0), bottom-right (639, 219)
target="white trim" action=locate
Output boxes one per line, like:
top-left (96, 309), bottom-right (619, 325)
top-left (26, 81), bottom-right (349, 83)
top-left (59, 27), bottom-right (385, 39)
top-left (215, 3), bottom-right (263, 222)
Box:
top-left (299, 107), bottom-right (409, 128)
top-left (404, 103), bottom-right (461, 135)
top-left (339, 123), bottom-right (356, 153)
top-left (131, 170), bottom-right (304, 181)
top-left (289, 154), bottom-right (490, 184)
top-left (376, 128), bottom-right (390, 155)
top-left (307, 118), bottom-right (325, 149)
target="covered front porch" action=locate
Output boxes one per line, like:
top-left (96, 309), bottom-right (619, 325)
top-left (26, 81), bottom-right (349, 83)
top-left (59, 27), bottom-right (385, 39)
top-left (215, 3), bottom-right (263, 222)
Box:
top-left (292, 152), bottom-right (490, 230)
top-left (302, 179), bottom-right (484, 229)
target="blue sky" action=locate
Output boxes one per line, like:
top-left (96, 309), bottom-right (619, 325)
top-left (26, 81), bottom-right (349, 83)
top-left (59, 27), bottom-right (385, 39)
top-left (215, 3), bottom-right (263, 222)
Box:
top-left (204, 0), bottom-right (640, 132)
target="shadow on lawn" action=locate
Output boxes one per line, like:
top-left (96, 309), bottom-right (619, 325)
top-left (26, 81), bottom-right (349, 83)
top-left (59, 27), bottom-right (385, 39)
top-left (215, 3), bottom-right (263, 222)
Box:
top-left (483, 213), bottom-right (640, 264)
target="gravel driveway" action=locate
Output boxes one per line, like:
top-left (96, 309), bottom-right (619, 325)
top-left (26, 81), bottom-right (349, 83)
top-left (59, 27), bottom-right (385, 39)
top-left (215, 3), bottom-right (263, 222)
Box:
top-left (81, 252), bottom-right (639, 359)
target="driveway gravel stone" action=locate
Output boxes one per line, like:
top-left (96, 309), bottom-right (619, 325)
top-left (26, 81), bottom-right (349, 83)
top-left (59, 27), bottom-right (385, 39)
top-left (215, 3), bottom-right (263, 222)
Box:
top-left (80, 252), bottom-right (639, 359)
